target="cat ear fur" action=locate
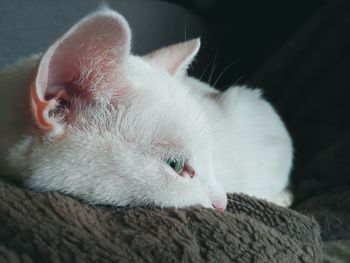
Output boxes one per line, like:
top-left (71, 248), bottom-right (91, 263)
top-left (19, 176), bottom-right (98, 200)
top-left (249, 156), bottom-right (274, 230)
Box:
top-left (143, 38), bottom-right (200, 77)
top-left (29, 8), bottom-right (131, 138)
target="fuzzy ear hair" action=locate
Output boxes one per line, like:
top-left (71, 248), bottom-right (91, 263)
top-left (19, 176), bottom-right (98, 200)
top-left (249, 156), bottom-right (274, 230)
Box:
top-left (143, 38), bottom-right (200, 77)
top-left (30, 8), bottom-right (131, 138)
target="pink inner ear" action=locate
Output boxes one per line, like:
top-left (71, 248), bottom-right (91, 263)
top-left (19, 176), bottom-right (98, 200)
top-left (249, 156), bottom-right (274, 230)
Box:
top-left (31, 9), bottom-right (132, 137)
top-left (143, 38), bottom-right (200, 76)
top-left (45, 14), bottom-right (131, 101)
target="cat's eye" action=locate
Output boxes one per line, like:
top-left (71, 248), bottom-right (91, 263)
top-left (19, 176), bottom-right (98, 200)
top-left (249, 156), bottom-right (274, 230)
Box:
top-left (165, 158), bottom-right (185, 174)
top-left (164, 158), bottom-right (196, 178)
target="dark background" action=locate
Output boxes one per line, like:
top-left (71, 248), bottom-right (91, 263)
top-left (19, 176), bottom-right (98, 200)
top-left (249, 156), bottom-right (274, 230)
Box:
top-left (165, 0), bottom-right (328, 89)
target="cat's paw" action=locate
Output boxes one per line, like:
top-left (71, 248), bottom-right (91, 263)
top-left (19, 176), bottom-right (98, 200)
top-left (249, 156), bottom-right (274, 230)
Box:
top-left (271, 189), bottom-right (293, 207)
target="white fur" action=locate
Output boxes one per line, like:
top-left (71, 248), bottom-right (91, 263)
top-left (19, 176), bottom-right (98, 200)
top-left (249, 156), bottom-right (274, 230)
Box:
top-left (0, 8), bottom-right (293, 209)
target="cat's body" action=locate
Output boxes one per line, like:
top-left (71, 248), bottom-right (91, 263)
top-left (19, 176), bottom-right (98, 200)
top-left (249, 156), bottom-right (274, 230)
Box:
top-left (0, 8), bottom-right (293, 210)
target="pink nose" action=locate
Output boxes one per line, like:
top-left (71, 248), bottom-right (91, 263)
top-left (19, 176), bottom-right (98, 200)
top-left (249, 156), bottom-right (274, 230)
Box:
top-left (212, 198), bottom-right (227, 212)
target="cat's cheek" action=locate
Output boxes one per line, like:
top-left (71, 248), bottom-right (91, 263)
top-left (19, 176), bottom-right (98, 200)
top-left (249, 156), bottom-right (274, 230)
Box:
top-left (159, 163), bottom-right (177, 179)
top-left (154, 167), bottom-right (210, 207)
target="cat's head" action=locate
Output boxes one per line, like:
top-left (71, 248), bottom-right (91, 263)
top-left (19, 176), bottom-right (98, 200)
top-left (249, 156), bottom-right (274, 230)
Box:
top-left (9, 8), bottom-right (227, 211)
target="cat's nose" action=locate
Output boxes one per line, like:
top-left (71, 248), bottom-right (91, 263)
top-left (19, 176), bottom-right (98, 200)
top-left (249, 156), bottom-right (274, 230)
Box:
top-left (212, 198), bottom-right (227, 212)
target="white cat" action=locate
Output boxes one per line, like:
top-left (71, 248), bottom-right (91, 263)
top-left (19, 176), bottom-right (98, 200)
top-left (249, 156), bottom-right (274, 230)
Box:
top-left (0, 7), bottom-right (293, 211)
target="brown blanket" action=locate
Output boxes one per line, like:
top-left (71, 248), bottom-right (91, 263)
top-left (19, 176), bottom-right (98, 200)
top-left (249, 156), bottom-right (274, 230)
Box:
top-left (0, 180), bottom-right (321, 263)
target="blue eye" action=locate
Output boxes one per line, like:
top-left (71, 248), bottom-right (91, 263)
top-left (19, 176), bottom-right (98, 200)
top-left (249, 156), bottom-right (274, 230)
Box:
top-left (165, 158), bottom-right (185, 174)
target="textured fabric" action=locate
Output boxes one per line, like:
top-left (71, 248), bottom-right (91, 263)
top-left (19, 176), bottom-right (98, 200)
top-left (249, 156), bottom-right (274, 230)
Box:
top-left (0, 180), bottom-right (322, 263)
top-left (293, 134), bottom-right (350, 263)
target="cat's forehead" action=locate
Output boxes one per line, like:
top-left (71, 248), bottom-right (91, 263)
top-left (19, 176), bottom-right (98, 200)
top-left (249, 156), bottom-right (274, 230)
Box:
top-left (120, 95), bottom-right (204, 148)
top-left (126, 56), bottom-right (181, 89)
top-left (63, 55), bottom-right (207, 157)
top-left (68, 90), bottom-right (206, 159)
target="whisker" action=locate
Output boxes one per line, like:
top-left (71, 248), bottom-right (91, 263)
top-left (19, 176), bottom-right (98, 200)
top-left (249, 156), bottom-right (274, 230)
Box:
top-left (199, 59), bottom-right (213, 81)
top-left (208, 45), bottom-right (220, 85)
top-left (212, 59), bottom-right (239, 89)
top-left (214, 87), bottom-right (233, 105)
top-left (228, 74), bottom-right (248, 87)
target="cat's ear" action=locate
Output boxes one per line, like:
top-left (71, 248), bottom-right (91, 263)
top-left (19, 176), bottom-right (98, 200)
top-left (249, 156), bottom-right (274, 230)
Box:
top-left (143, 38), bottom-right (200, 77)
top-left (29, 8), bottom-right (131, 138)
